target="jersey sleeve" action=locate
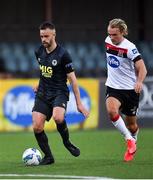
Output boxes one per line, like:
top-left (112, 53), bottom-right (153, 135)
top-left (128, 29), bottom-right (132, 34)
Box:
top-left (62, 50), bottom-right (74, 73)
top-left (34, 45), bottom-right (44, 64)
top-left (127, 44), bottom-right (141, 62)
top-left (34, 50), bottom-right (38, 59)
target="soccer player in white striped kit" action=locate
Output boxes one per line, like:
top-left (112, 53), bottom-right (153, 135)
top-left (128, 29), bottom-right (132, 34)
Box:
top-left (105, 18), bottom-right (147, 161)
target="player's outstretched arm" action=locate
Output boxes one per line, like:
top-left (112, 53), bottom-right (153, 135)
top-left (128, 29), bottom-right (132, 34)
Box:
top-left (67, 72), bottom-right (89, 118)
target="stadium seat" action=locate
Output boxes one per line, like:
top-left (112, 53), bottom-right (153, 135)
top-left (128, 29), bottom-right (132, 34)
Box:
top-left (0, 43), bottom-right (18, 73)
top-left (0, 41), bottom-right (152, 77)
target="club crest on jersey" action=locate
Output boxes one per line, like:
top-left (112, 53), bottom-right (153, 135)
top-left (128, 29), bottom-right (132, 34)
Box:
top-left (52, 59), bottom-right (57, 66)
top-left (107, 55), bottom-right (120, 68)
top-left (117, 50), bottom-right (124, 57)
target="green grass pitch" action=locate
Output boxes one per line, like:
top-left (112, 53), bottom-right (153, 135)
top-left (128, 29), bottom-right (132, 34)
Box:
top-left (0, 129), bottom-right (153, 179)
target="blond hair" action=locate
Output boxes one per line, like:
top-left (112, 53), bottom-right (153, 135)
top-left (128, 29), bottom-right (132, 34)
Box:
top-left (109, 18), bottom-right (128, 36)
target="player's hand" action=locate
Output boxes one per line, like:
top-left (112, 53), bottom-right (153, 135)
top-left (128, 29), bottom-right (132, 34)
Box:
top-left (33, 85), bottom-right (38, 93)
top-left (77, 103), bottom-right (90, 118)
top-left (134, 82), bottom-right (143, 93)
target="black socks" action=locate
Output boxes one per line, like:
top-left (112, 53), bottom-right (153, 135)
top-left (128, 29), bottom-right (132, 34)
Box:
top-left (56, 120), bottom-right (80, 157)
top-left (56, 120), bottom-right (69, 143)
top-left (34, 130), bottom-right (54, 159)
top-left (34, 120), bottom-right (80, 161)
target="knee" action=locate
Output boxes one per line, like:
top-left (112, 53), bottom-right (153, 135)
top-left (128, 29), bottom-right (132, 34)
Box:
top-left (33, 123), bottom-right (44, 133)
top-left (107, 109), bottom-right (119, 120)
top-left (52, 114), bottom-right (64, 124)
top-left (32, 112), bottom-right (45, 133)
top-left (127, 123), bottom-right (138, 133)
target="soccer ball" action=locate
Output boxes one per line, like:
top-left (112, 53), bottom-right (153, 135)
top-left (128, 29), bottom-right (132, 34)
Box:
top-left (22, 148), bottom-right (42, 166)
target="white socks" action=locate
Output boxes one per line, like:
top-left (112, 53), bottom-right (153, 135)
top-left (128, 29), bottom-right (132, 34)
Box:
top-left (112, 115), bottom-right (134, 140)
top-left (131, 128), bottom-right (139, 141)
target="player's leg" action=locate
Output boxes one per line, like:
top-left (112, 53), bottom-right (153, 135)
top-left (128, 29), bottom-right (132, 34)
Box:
top-left (53, 106), bottom-right (80, 157)
top-left (106, 96), bottom-right (136, 162)
top-left (125, 116), bottom-right (139, 141)
top-left (122, 91), bottom-right (139, 161)
top-left (122, 116), bottom-right (138, 162)
top-left (106, 97), bottom-right (134, 140)
top-left (124, 89), bottom-right (139, 142)
top-left (32, 97), bottom-right (54, 165)
top-left (32, 111), bottom-right (54, 165)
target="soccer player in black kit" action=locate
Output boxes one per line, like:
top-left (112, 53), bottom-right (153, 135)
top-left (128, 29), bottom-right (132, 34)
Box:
top-left (32, 22), bottom-right (89, 165)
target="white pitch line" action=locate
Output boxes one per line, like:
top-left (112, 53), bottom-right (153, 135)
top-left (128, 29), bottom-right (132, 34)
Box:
top-left (0, 174), bottom-right (113, 179)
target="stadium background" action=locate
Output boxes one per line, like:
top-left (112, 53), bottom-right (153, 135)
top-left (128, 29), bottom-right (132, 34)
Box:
top-left (0, 0), bottom-right (153, 179)
top-left (0, 0), bottom-right (152, 130)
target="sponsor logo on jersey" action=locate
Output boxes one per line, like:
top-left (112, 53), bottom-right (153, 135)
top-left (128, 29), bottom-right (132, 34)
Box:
top-left (39, 65), bottom-right (53, 78)
top-left (107, 55), bottom-right (120, 68)
top-left (3, 86), bottom-right (35, 127)
top-left (66, 86), bottom-right (91, 124)
top-left (132, 48), bottom-right (138, 54)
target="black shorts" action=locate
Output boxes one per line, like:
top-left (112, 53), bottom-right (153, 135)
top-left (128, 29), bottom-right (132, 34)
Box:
top-left (32, 94), bottom-right (68, 121)
top-left (106, 86), bottom-right (140, 116)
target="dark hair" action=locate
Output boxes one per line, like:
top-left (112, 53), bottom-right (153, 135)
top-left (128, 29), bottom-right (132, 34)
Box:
top-left (39, 21), bottom-right (55, 30)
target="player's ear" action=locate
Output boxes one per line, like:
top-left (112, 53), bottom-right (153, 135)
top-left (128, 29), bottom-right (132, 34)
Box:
top-left (53, 29), bottom-right (56, 37)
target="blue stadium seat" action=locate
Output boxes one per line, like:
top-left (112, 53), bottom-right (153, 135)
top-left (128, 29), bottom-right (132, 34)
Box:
top-left (65, 42), bottom-right (83, 73)
top-left (139, 42), bottom-right (153, 68)
top-left (0, 43), bottom-right (18, 72)
top-left (0, 41), bottom-right (152, 77)
top-left (24, 43), bottom-right (39, 71)
top-left (12, 43), bottom-right (30, 72)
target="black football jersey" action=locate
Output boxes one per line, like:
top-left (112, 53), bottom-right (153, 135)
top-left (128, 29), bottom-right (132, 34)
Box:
top-left (35, 44), bottom-right (74, 101)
